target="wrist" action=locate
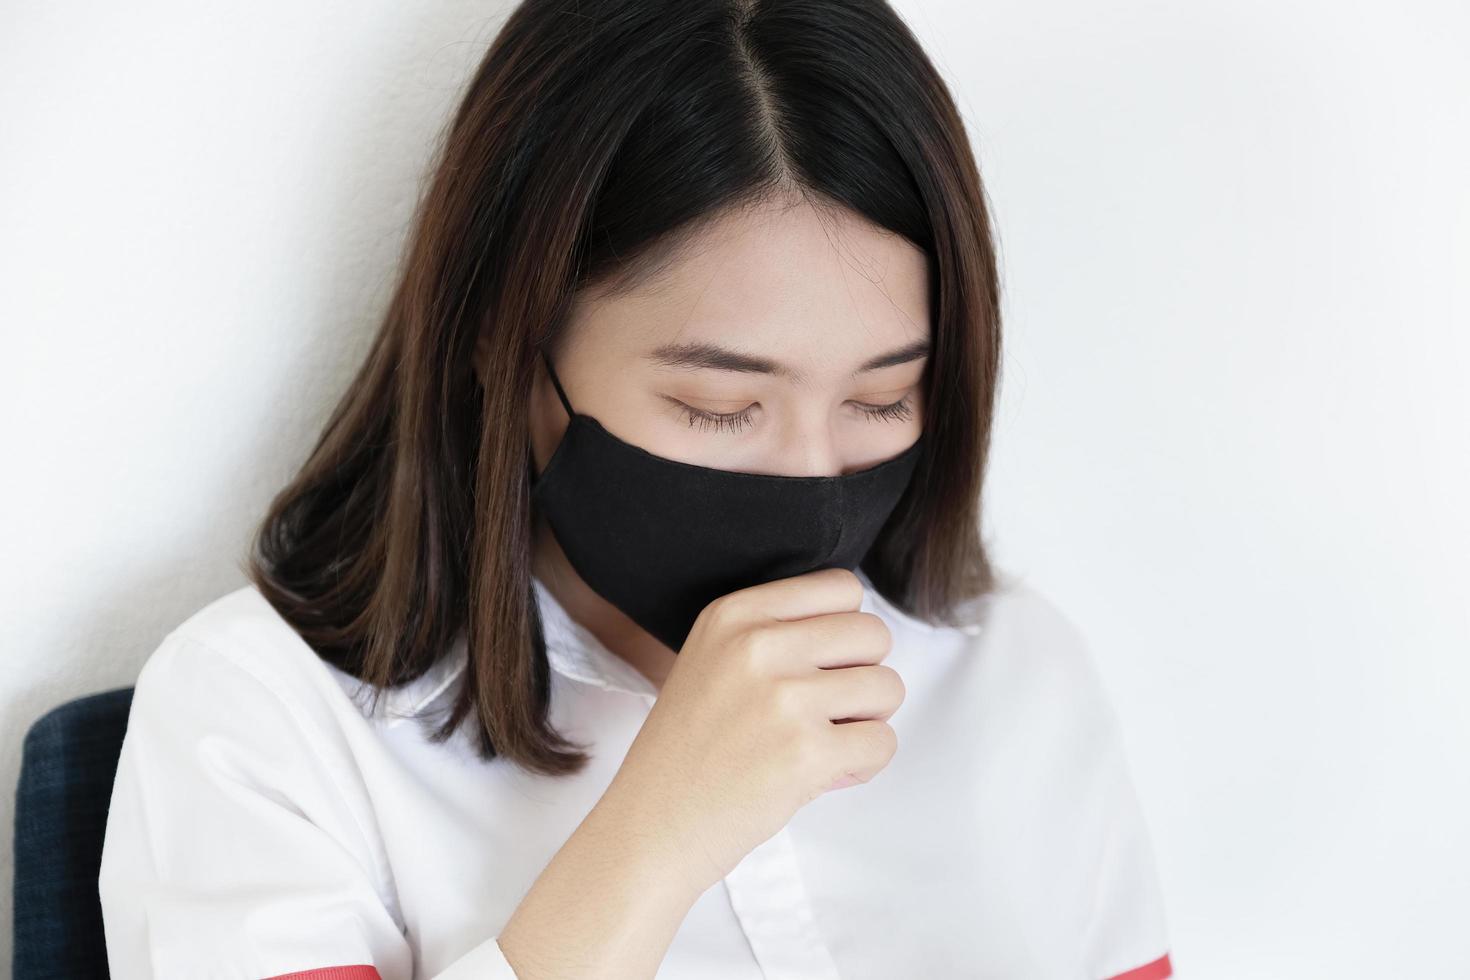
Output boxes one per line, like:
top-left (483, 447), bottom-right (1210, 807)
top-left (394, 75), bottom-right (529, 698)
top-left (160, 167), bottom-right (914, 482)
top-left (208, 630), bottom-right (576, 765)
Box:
top-left (586, 775), bottom-right (712, 908)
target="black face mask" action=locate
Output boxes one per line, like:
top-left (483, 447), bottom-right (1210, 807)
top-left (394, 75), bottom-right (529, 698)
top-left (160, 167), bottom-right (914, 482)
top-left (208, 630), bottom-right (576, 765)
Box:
top-left (528, 349), bottom-right (925, 654)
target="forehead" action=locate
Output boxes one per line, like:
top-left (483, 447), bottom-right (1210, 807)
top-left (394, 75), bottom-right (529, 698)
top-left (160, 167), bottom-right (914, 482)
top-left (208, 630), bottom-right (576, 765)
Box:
top-left (567, 198), bottom-right (931, 369)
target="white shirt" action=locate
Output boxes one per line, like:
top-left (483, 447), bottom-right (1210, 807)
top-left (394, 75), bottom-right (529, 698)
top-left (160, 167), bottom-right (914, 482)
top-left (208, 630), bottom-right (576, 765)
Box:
top-left (99, 567), bottom-right (1174, 980)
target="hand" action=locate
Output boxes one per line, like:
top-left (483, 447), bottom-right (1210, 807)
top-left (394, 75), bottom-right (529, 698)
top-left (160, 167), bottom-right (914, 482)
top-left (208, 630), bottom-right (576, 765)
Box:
top-left (601, 567), bottom-right (905, 897)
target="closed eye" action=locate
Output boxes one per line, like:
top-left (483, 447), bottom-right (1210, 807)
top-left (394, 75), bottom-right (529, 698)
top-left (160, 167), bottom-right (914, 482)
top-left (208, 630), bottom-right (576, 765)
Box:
top-left (854, 395), bottom-right (916, 424)
top-left (668, 395), bottom-right (916, 434)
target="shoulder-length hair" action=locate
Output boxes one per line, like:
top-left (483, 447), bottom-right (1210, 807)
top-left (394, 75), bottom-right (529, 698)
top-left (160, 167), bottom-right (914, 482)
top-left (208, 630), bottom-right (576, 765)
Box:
top-left (245, 0), bottom-right (1003, 777)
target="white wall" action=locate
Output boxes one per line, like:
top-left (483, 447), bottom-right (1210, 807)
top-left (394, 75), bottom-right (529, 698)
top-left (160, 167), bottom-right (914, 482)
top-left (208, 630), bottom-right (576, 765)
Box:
top-left (2, 1), bottom-right (1465, 975)
top-left (907, 0), bottom-right (1469, 975)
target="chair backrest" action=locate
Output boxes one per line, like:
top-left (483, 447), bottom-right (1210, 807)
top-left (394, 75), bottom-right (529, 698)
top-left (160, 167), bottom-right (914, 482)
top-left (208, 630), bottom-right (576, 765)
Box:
top-left (13, 687), bottom-right (135, 980)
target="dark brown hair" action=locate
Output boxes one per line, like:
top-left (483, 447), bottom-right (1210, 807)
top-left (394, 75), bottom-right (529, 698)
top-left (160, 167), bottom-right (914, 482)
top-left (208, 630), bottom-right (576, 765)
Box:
top-left (244, 0), bottom-right (1003, 777)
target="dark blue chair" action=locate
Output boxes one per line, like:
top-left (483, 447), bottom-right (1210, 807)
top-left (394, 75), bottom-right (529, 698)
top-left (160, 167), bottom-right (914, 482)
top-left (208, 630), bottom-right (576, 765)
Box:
top-left (13, 687), bottom-right (135, 980)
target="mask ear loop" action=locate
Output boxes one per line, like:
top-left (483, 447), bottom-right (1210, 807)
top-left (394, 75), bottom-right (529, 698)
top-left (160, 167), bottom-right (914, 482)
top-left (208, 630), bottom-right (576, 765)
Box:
top-left (539, 348), bottom-right (576, 420)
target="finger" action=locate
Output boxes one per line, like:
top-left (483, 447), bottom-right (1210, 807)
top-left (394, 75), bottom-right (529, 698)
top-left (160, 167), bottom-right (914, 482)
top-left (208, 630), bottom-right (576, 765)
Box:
top-left (822, 718), bottom-right (899, 786)
top-left (804, 663), bottom-right (906, 723)
top-left (766, 608), bottom-right (891, 671)
top-left (711, 566), bottom-right (865, 632)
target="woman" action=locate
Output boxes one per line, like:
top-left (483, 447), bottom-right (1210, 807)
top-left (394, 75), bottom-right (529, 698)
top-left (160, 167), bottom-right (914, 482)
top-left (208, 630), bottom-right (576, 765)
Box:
top-left (98, 0), bottom-right (1174, 977)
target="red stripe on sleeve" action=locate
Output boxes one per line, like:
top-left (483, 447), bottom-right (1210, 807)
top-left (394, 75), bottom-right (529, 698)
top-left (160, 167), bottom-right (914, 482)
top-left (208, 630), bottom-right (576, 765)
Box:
top-left (263, 967), bottom-right (383, 980)
top-left (1105, 950), bottom-right (1173, 980)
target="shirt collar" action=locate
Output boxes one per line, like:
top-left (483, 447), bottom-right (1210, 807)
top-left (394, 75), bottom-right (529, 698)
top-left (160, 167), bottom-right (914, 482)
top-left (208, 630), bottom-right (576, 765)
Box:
top-left (527, 565), bottom-right (979, 695)
top-left (530, 574), bottom-right (661, 699)
top-left (377, 574), bottom-right (658, 726)
top-left (381, 566), bottom-right (978, 725)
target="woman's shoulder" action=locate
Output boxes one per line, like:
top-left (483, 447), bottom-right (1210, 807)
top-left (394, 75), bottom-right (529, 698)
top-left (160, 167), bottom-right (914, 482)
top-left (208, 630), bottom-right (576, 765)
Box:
top-left (101, 586), bottom-right (417, 976)
top-left (848, 573), bottom-right (1171, 977)
top-left (130, 585), bottom-right (365, 735)
top-left (864, 568), bottom-right (1130, 737)
top-left (116, 585), bottom-right (392, 827)
top-left (132, 583), bottom-right (463, 737)
top-left (866, 567), bottom-right (1107, 670)
top-left (143, 583), bottom-right (319, 679)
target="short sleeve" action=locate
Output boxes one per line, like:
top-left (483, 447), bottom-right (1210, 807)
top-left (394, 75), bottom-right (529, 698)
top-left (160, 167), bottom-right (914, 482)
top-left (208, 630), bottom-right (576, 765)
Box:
top-left (1081, 739), bottom-right (1174, 980)
top-left (1066, 639), bottom-right (1174, 979)
top-left (98, 630), bottom-right (519, 980)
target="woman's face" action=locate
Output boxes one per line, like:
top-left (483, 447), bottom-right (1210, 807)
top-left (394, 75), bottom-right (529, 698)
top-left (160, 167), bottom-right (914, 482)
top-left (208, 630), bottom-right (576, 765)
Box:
top-left (531, 198), bottom-right (930, 480)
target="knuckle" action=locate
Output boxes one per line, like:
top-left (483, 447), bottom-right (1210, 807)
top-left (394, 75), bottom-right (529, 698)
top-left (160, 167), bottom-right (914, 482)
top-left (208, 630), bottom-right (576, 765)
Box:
top-left (793, 729), bottom-right (828, 776)
top-left (875, 664), bottom-right (906, 703)
top-left (769, 676), bottom-right (806, 720)
top-left (870, 722), bottom-right (898, 761)
top-left (856, 612), bottom-right (893, 657)
top-left (719, 623), bottom-right (762, 673)
top-left (701, 592), bottom-right (742, 632)
top-left (868, 613), bottom-right (893, 648)
top-left (835, 568), bottom-right (865, 604)
top-left (858, 725), bottom-right (893, 764)
top-left (746, 623), bottom-right (791, 671)
top-left (813, 566), bottom-right (863, 606)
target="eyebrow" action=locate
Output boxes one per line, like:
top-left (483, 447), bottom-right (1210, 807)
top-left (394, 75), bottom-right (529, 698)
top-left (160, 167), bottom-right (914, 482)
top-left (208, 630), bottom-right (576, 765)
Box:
top-left (645, 338), bottom-right (931, 382)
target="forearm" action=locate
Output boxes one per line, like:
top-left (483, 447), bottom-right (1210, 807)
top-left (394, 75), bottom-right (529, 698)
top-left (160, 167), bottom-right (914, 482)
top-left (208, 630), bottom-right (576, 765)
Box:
top-left (495, 786), bottom-right (704, 979)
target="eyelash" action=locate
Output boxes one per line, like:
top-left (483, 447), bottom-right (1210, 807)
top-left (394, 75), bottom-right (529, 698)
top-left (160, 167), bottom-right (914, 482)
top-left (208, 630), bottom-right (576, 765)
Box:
top-left (677, 396), bottom-right (916, 434)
